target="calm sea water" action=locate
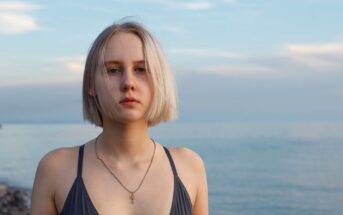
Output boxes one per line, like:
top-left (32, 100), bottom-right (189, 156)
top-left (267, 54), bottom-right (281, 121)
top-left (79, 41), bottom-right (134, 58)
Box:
top-left (1, 122), bottom-right (343, 215)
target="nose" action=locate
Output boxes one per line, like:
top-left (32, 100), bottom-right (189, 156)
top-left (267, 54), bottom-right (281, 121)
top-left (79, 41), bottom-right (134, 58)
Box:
top-left (120, 69), bottom-right (136, 92)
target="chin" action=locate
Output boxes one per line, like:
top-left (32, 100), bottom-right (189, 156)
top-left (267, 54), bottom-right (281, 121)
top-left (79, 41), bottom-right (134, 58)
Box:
top-left (114, 115), bottom-right (146, 123)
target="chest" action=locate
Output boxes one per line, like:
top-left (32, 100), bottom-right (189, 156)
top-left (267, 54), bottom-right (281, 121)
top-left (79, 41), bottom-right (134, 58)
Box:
top-left (54, 149), bottom-right (195, 215)
top-left (82, 160), bottom-right (175, 215)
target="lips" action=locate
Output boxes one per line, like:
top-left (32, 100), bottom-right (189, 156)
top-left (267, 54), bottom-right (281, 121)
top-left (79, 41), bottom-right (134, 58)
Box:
top-left (120, 97), bottom-right (140, 103)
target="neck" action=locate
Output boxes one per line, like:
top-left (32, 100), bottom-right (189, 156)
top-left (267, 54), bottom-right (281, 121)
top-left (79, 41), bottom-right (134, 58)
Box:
top-left (97, 118), bottom-right (153, 163)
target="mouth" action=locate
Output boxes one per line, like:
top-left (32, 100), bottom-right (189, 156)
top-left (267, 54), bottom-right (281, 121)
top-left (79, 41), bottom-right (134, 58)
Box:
top-left (120, 97), bottom-right (140, 103)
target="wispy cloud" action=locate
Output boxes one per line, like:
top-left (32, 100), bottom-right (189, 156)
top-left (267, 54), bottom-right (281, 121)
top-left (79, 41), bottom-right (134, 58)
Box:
top-left (178, 2), bottom-right (212, 10)
top-left (287, 43), bottom-right (343, 55)
top-left (58, 56), bottom-right (86, 73)
top-left (0, 13), bottom-right (38, 34)
top-left (0, 1), bottom-right (40, 11)
top-left (0, 78), bottom-right (81, 88)
top-left (221, 0), bottom-right (237, 3)
top-left (170, 48), bottom-right (242, 59)
top-left (171, 42), bottom-right (343, 77)
top-left (160, 0), bottom-right (237, 10)
top-left (285, 43), bottom-right (343, 70)
top-left (191, 65), bottom-right (276, 76)
top-left (163, 1), bottom-right (212, 10)
top-left (0, 1), bottom-right (40, 34)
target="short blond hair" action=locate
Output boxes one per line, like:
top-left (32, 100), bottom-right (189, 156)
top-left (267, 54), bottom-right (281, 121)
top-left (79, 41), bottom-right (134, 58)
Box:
top-left (82, 21), bottom-right (178, 127)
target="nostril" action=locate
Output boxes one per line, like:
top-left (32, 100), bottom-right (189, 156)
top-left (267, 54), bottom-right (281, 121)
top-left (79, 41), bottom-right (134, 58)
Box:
top-left (122, 82), bottom-right (135, 91)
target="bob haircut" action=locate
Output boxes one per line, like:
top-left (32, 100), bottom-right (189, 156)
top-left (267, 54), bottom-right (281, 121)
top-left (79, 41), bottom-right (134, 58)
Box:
top-left (82, 21), bottom-right (178, 127)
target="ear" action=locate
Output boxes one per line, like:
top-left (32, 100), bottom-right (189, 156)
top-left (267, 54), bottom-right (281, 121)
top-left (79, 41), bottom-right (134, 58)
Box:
top-left (88, 89), bottom-right (96, 96)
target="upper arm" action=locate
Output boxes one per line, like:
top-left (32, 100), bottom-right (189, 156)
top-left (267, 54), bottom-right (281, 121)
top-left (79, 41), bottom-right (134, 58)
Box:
top-left (179, 148), bottom-right (209, 215)
top-left (30, 149), bottom-right (63, 215)
top-left (192, 151), bottom-right (209, 215)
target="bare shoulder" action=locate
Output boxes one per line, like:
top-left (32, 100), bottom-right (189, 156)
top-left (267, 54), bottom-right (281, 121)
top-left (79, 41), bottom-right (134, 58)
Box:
top-left (37, 146), bottom-right (78, 176)
top-left (35, 145), bottom-right (81, 188)
top-left (31, 146), bottom-right (79, 214)
top-left (169, 147), bottom-right (205, 169)
top-left (168, 146), bottom-right (209, 215)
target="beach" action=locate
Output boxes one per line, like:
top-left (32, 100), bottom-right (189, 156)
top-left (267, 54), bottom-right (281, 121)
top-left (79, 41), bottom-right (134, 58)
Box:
top-left (0, 183), bottom-right (30, 215)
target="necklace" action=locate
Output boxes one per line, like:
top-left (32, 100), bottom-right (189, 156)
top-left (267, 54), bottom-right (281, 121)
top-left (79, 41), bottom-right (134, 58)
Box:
top-left (94, 135), bottom-right (156, 204)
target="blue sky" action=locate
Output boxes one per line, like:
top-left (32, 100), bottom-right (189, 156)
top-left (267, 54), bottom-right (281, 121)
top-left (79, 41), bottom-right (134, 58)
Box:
top-left (0, 0), bottom-right (343, 123)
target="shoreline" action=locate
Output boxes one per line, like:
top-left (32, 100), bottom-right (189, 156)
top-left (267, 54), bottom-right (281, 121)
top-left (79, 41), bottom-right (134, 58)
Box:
top-left (0, 183), bottom-right (30, 215)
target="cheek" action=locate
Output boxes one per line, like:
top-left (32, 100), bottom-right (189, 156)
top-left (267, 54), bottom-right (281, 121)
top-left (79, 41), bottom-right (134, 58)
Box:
top-left (146, 88), bottom-right (154, 109)
top-left (145, 76), bottom-right (154, 95)
top-left (143, 81), bottom-right (153, 99)
top-left (97, 92), bottom-right (121, 119)
top-left (94, 75), bottom-right (119, 113)
top-left (95, 73), bottom-right (119, 93)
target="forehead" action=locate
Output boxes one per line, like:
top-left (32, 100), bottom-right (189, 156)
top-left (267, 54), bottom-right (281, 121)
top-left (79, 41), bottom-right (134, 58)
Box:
top-left (104, 32), bottom-right (144, 62)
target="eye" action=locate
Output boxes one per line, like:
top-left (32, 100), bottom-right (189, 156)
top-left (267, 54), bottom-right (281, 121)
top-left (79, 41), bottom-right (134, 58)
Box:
top-left (135, 67), bottom-right (146, 73)
top-left (107, 67), bottom-right (120, 74)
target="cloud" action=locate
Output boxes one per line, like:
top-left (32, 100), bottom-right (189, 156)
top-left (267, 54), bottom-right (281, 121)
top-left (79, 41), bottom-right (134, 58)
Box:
top-left (171, 42), bottom-right (343, 77)
top-left (0, 78), bottom-right (81, 88)
top-left (190, 65), bottom-right (276, 76)
top-left (178, 2), bottom-right (212, 10)
top-left (170, 48), bottom-right (242, 59)
top-left (287, 43), bottom-right (343, 55)
top-left (285, 43), bottom-right (343, 70)
top-left (59, 56), bottom-right (86, 73)
top-left (0, 56), bottom-right (86, 87)
top-left (222, 0), bottom-right (237, 3)
top-left (162, 1), bottom-right (212, 10)
top-left (160, 0), bottom-right (237, 10)
top-left (0, 1), bottom-right (40, 11)
top-left (0, 1), bottom-right (40, 34)
top-left (170, 48), bottom-right (279, 76)
top-left (0, 13), bottom-right (38, 34)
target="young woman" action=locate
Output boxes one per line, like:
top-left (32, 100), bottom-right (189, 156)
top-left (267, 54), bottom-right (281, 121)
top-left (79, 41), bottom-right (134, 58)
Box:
top-left (31, 21), bottom-right (208, 215)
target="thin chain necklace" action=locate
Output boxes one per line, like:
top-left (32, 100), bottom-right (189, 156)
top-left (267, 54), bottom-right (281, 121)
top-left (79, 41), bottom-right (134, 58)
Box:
top-left (94, 135), bottom-right (156, 204)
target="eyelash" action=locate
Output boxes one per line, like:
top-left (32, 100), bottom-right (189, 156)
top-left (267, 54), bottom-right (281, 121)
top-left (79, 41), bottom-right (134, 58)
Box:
top-left (107, 67), bottom-right (146, 74)
top-left (135, 67), bottom-right (146, 73)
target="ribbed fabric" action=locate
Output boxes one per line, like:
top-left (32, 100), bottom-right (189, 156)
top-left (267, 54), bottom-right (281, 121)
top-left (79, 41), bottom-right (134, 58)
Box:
top-left (59, 144), bottom-right (193, 215)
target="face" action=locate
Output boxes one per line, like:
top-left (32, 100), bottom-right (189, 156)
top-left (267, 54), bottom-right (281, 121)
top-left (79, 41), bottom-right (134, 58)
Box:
top-left (94, 32), bottom-right (153, 124)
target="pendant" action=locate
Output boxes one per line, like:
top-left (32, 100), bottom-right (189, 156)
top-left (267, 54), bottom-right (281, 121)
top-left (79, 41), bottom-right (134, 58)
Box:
top-left (130, 193), bottom-right (135, 204)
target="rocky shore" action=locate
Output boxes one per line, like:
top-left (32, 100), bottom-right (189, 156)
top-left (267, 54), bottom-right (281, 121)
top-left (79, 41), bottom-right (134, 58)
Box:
top-left (0, 184), bottom-right (30, 215)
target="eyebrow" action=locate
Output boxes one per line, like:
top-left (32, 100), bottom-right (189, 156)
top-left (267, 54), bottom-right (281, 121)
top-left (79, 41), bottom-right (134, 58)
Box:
top-left (104, 60), bottom-right (145, 65)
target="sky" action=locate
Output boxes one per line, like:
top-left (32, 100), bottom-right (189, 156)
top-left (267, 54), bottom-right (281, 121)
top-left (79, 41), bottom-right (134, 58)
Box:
top-left (0, 0), bottom-right (343, 123)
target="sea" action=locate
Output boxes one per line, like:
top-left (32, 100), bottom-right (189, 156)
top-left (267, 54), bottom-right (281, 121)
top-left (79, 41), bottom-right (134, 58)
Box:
top-left (1, 122), bottom-right (343, 215)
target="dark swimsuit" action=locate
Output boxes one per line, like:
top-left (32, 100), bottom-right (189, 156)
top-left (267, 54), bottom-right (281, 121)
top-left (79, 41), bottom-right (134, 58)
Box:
top-left (59, 144), bottom-right (193, 215)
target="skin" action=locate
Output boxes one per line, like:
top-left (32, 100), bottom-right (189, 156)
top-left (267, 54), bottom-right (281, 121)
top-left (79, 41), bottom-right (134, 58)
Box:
top-left (30, 32), bottom-right (208, 215)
